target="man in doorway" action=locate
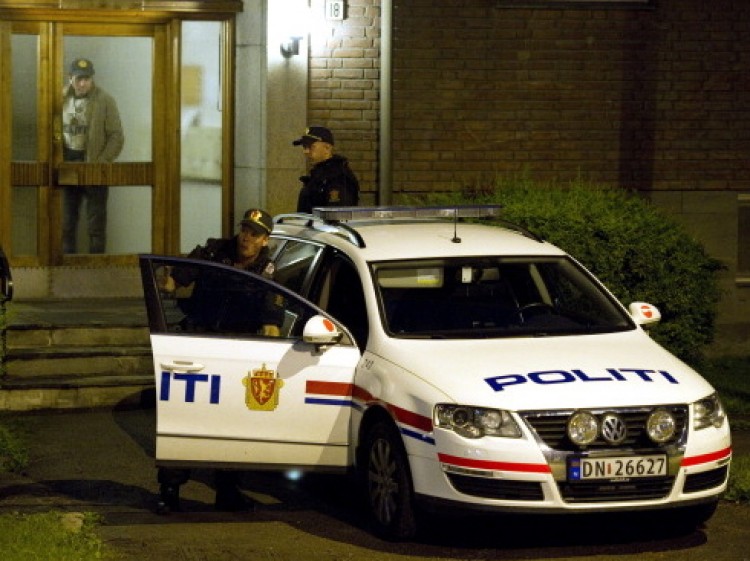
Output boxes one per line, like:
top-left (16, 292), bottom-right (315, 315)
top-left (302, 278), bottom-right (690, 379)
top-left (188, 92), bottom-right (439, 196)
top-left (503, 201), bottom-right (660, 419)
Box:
top-left (62, 57), bottom-right (124, 254)
top-left (292, 126), bottom-right (360, 213)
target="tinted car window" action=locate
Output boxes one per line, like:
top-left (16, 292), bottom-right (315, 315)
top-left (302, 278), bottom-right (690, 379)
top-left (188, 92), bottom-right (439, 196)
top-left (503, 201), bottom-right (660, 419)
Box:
top-left (312, 254), bottom-right (368, 351)
top-left (143, 257), bottom-right (317, 339)
top-left (374, 256), bottom-right (633, 338)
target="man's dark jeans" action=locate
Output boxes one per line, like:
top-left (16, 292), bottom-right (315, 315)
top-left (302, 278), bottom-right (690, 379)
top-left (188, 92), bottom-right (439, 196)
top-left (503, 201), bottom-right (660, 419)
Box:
top-left (62, 148), bottom-right (108, 254)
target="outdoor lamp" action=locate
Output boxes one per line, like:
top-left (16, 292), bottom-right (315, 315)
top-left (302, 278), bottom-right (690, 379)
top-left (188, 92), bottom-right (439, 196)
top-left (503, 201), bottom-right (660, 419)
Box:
top-left (279, 0), bottom-right (310, 58)
top-left (281, 36), bottom-right (303, 57)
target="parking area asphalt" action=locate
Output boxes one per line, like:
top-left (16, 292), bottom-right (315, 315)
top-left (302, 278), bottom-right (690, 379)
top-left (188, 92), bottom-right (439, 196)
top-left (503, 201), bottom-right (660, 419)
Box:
top-left (1, 404), bottom-right (748, 561)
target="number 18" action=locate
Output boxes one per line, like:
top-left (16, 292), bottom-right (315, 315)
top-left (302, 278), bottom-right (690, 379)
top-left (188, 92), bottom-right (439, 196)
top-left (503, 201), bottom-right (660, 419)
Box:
top-left (325, 0), bottom-right (345, 21)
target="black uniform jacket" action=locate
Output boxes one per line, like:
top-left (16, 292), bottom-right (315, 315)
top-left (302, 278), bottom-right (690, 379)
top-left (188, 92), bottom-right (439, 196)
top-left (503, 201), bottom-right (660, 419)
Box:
top-left (173, 237), bottom-right (281, 333)
top-left (297, 154), bottom-right (360, 213)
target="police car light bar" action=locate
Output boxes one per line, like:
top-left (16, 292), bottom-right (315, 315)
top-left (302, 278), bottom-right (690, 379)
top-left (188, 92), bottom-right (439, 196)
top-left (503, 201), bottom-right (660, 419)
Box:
top-left (312, 205), bottom-right (503, 222)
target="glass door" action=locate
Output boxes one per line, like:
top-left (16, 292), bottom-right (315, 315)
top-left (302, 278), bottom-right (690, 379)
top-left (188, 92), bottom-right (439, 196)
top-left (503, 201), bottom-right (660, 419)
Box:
top-left (5, 21), bottom-right (166, 265)
top-left (58, 28), bottom-right (155, 258)
top-left (2, 11), bottom-right (235, 268)
top-left (8, 25), bottom-right (41, 261)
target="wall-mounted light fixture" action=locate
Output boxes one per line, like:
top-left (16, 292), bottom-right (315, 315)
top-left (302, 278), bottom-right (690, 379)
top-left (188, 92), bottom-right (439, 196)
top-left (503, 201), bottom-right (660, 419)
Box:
top-left (281, 36), bottom-right (304, 57)
top-left (278, 0), bottom-right (311, 58)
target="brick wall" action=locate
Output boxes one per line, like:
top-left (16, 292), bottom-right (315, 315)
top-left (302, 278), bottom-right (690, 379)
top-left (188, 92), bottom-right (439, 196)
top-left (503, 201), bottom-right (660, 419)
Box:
top-left (306, 0), bottom-right (750, 197)
top-left (308, 0), bottom-right (381, 199)
top-left (390, 0), bottom-right (750, 195)
top-left (305, 0), bottom-right (748, 351)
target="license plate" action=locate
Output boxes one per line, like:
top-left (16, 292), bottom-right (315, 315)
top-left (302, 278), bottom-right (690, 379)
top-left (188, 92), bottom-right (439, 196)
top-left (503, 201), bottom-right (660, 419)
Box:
top-left (568, 455), bottom-right (667, 481)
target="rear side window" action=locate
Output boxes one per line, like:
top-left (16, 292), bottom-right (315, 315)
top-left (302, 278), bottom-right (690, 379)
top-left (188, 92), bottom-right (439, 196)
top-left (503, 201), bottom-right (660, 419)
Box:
top-left (271, 239), bottom-right (323, 294)
top-left (310, 253), bottom-right (369, 351)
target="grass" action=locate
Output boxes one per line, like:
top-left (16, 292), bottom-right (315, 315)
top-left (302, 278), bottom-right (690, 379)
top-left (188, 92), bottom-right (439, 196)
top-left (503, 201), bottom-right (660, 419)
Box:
top-left (0, 511), bottom-right (114, 561)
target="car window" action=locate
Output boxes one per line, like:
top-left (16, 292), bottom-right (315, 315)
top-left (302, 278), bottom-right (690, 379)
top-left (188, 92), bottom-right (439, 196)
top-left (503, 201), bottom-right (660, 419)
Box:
top-left (266, 236), bottom-right (285, 260)
top-left (271, 238), bottom-right (324, 295)
top-left (310, 253), bottom-right (369, 351)
top-left (143, 257), bottom-right (319, 339)
top-left (374, 257), bottom-right (633, 338)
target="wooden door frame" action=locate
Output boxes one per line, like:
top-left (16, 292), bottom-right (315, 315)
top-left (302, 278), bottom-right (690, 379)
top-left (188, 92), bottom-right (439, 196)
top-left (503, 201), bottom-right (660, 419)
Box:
top-left (0, 2), bottom-right (240, 266)
top-left (0, 21), bottom-right (12, 259)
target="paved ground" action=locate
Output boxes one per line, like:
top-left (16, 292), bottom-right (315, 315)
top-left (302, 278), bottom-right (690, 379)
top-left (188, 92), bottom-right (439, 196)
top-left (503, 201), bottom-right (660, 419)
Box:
top-left (0, 405), bottom-right (748, 561)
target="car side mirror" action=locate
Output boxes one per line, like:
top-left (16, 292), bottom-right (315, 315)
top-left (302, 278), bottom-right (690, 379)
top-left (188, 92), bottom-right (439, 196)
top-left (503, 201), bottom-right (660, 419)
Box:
top-left (303, 314), bottom-right (343, 350)
top-left (628, 301), bottom-right (661, 329)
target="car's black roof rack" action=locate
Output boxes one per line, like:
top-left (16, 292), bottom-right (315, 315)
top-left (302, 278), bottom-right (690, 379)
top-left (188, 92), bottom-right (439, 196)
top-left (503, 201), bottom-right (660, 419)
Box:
top-left (274, 205), bottom-right (543, 247)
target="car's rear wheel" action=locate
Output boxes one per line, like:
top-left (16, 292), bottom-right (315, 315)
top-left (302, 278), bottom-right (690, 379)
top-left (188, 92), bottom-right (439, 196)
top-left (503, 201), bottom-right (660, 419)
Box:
top-left (362, 421), bottom-right (417, 540)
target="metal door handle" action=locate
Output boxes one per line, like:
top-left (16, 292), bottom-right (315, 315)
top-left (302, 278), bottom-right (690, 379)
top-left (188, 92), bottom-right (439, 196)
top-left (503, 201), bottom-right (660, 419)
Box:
top-left (160, 360), bottom-right (205, 372)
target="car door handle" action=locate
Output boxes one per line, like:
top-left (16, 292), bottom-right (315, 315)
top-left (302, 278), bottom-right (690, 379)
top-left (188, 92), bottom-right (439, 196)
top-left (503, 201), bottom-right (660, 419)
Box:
top-left (160, 360), bottom-right (205, 373)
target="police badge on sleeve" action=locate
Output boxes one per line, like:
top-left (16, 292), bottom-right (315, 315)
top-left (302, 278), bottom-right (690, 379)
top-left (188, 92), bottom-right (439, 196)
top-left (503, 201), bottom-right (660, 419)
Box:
top-left (242, 363), bottom-right (283, 411)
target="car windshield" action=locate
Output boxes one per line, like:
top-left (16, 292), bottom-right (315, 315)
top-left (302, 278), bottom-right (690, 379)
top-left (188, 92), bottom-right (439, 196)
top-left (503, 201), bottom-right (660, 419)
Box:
top-left (373, 256), bottom-right (634, 339)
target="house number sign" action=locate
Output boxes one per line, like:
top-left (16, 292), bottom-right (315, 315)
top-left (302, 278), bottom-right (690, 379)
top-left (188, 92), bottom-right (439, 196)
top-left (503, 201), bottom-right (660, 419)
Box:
top-left (325, 0), bottom-right (345, 21)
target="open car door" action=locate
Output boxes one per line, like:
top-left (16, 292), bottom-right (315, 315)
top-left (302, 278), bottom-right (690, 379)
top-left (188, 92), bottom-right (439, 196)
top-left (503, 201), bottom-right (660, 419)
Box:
top-left (139, 255), bottom-right (362, 472)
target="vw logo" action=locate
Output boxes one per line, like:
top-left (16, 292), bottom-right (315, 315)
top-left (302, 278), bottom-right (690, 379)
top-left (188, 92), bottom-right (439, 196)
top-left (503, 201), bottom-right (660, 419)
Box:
top-left (600, 413), bottom-right (627, 445)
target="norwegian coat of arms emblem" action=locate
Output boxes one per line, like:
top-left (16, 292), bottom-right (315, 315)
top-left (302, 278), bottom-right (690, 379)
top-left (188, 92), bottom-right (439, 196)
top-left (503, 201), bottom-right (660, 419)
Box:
top-left (242, 363), bottom-right (283, 411)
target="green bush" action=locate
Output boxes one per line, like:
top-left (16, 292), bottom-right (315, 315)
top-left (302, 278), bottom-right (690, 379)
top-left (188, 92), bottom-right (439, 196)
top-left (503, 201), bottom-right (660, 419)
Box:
top-left (698, 356), bottom-right (750, 416)
top-left (406, 177), bottom-right (724, 363)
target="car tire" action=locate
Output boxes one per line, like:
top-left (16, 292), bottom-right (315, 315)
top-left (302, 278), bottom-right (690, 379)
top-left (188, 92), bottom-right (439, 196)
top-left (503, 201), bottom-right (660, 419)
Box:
top-left (639, 500), bottom-right (719, 534)
top-left (671, 500), bottom-right (719, 529)
top-left (361, 420), bottom-right (417, 540)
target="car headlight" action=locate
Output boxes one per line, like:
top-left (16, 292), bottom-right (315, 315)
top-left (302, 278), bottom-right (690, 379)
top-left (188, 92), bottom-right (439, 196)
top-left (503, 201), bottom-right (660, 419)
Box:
top-left (646, 409), bottom-right (676, 443)
top-left (567, 410), bottom-right (599, 446)
top-left (434, 404), bottom-right (522, 438)
top-left (693, 393), bottom-right (726, 430)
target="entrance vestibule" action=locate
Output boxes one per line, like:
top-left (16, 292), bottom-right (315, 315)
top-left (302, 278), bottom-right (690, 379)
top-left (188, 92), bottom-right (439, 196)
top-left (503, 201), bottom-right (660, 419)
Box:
top-left (1, 3), bottom-right (240, 285)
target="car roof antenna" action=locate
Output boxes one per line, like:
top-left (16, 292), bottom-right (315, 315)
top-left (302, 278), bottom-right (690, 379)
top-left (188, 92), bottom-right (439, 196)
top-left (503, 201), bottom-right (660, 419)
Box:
top-left (452, 208), bottom-right (461, 243)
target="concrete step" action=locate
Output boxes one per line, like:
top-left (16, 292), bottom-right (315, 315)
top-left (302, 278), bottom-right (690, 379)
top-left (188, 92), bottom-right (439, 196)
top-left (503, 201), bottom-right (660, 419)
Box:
top-left (1, 298), bottom-right (155, 411)
top-left (4, 345), bottom-right (153, 378)
top-left (0, 376), bottom-right (155, 411)
top-left (3, 297), bottom-right (148, 330)
top-left (7, 325), bottom-right (149, 350)
top-left (0, 373), bottom-right (154, 389)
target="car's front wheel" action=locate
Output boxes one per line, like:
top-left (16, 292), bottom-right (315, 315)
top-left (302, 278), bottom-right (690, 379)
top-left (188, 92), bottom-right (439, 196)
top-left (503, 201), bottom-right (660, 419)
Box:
top-left (670, 500), bottom-right (719, 529)
top-left (362, 420), bottom-right (417, 540)
top-left (637, 499), bottom-right (719, 534)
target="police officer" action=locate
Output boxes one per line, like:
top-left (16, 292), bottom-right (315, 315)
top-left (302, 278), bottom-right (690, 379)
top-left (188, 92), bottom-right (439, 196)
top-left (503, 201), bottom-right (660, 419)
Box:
top-left (292, 126), bottom-right (360, 213)
top-left (156, 208), bottom-right (279, 513)
top-left (171, 208), bottom-right (280, 336)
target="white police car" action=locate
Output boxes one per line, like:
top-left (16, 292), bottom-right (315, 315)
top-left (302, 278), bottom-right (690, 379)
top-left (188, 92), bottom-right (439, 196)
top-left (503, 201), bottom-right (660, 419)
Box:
top-left (140, 205), bottom-right (731, 539)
